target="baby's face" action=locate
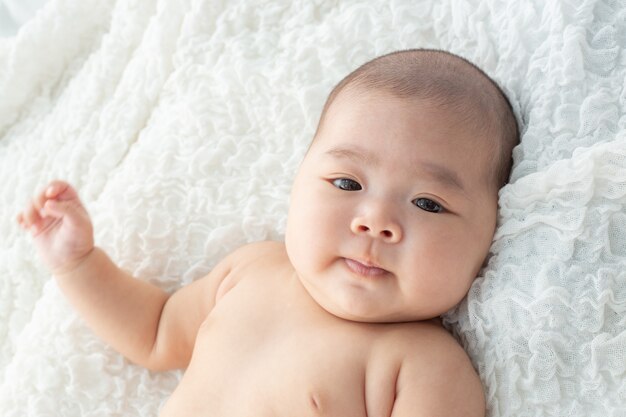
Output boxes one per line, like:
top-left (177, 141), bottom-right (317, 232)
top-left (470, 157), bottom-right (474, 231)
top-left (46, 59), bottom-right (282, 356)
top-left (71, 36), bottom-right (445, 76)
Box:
top-left (285, 89), bottom-right (498, 322)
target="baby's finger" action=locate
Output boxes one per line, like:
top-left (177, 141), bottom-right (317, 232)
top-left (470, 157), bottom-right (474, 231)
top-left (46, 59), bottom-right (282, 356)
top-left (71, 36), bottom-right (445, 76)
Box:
top-left (33, 188), bottom-right (48, 211)
top-left (16, 212), bottom-right (25, 227)
top-left (24, 202), bottom-right (41, 227)
top-left (42, 199), bottom-right (80, 224)
top-left (45, 180), bottom-right (77, 202)
top-left (17, 212), bottom-right (31, 228)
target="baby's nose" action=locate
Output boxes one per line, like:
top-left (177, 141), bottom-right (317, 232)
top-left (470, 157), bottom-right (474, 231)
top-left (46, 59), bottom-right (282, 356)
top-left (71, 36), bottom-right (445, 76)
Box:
top-left (350, 214), bottom-right (402, 243)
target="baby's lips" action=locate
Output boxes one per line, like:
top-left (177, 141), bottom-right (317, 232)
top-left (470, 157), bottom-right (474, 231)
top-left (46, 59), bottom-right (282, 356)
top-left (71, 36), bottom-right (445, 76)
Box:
top-left (343, 258), bottom-right (390, 277)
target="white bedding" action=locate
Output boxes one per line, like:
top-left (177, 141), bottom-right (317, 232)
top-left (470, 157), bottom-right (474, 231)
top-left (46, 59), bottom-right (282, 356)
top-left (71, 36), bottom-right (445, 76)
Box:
top-left (0, 0), bottom-right (625, 415)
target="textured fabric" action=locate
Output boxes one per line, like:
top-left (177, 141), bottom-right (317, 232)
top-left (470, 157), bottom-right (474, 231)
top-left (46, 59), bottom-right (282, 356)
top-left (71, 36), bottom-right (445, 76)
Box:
top-left (0, 0), bottom-right (624, 416)
top-left (0, 0), bottom-right (49, 37)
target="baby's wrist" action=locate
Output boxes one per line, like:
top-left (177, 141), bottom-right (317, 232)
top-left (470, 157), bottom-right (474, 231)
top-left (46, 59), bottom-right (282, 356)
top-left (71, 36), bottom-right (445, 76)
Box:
top-left (52, 247), bottom-right (98, 279)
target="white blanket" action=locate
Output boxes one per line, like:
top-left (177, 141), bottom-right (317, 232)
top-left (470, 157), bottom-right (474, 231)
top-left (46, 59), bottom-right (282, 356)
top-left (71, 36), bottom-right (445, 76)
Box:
top-left (1, 0), bottom-right (625, 415)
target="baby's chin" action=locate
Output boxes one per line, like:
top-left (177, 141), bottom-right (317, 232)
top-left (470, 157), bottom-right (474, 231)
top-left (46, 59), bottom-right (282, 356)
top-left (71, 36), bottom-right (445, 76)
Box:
top-left (302, 284), bottom-right (441, 324)
top-left (323, 304), bottom-right (440, 324)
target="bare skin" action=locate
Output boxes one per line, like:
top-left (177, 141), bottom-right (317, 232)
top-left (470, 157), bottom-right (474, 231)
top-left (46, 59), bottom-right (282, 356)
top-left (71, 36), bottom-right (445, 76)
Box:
top-left (16, 91), bottom-right (495, 416)
top-left (161, 242), bottom-right (484, 416)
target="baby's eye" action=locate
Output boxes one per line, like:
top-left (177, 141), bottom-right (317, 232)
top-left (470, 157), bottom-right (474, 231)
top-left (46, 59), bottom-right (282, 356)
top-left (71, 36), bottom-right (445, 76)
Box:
top-left (332, 178), bottom-right (362, 191)
top-left (413, 197), bottom-right (443, 213)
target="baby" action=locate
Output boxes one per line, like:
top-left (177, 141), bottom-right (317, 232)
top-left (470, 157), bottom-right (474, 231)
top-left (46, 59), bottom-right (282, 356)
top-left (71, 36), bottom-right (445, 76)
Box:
top-left (17, 49), bottom-right (518, 416)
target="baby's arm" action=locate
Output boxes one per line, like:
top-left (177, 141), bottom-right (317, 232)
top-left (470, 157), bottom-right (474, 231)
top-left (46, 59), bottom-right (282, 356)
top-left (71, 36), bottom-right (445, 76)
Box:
top-left (16, 181), bottom-right (230, 370)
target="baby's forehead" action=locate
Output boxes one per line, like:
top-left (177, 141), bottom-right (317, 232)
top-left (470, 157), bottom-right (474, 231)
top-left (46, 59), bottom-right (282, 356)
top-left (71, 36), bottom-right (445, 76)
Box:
top-left (322, 89), bottom-right (491, 155)
top-left (330, 86), bottom-right (484, 133)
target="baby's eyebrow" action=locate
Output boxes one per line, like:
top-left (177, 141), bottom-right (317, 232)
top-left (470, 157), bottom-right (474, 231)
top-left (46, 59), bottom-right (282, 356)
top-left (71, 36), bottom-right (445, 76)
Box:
top-left (325, 147), bottom-right (378, 166)
top-left (418, 160), bottom-right (466, 193)
top-left (324, 146), bottom-right (467, 194)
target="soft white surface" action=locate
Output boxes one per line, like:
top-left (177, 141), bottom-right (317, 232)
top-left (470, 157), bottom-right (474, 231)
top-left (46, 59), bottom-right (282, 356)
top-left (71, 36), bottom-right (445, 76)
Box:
top-left (0, 0), bottom-right (624, 416)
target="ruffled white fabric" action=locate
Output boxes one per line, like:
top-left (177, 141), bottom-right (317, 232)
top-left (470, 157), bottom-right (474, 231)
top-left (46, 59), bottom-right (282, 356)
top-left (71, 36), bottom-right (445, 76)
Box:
top-left (0, 0), bottom-right (624, 416)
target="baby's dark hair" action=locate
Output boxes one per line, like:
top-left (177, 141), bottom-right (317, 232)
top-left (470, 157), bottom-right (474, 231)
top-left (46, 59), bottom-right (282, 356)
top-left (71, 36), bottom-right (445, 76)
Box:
top-left (314, 49), bottom-right (520, 189)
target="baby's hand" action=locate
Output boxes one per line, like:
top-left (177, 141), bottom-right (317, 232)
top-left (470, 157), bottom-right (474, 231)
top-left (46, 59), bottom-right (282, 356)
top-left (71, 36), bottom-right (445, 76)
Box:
top-left (16, 180), bottom-right (94, 275)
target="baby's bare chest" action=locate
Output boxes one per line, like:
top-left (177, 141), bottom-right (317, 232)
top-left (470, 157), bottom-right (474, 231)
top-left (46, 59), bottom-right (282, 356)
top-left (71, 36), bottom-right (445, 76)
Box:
top-left (159, 280), bottom-right (399, 417)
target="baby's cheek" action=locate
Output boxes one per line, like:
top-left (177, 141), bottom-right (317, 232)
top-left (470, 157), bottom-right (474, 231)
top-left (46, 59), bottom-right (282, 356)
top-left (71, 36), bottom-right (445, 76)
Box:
top-left (287, 214), bottom-right (330, 272)
top-left (405, 230), bottom-right (467, 280)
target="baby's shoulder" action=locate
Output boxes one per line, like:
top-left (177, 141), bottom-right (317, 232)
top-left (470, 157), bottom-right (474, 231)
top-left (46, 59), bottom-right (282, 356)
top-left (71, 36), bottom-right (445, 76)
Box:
top-left (219, 240), bottom-right (289, 281)
top-left (211, 241), bottom-right (288, 302)
top-left (225, 240), bottom-right (287, 269)
top-left (375, 321), bottom-right (485, 416)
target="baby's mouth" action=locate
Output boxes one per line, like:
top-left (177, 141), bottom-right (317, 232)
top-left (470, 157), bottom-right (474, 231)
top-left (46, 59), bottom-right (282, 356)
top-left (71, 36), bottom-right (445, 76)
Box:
top-left (343, 258), bottom-right (390, 277)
